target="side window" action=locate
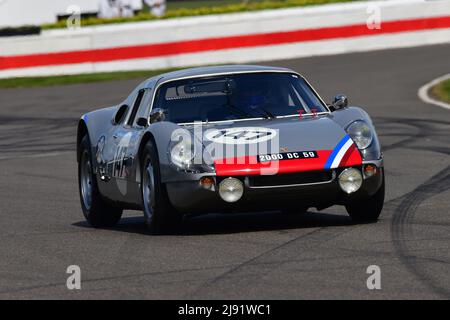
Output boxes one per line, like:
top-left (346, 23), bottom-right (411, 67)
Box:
top-left (127, 89), bottom-right (145, 127)
top-left (134, 88), bottom-right (153, 125)
top-left (113, 104), bottom-right (129, 125)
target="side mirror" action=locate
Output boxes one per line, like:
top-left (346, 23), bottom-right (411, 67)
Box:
top-left (136, 117), bottom-right (148, 127)
top-left (112, 104), bottom-right (129, 125)
top-left (149, 108), bottom-right (166, 124)
top-left (330, 94), bottom-right (348, 111)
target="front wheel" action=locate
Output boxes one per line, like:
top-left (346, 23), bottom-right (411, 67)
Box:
top-left (78, 135), bottom-right (123, 227)
top-left (345, 174), bottom-right (385, 223)
top-left (141, 139), bottom-right (181, 234)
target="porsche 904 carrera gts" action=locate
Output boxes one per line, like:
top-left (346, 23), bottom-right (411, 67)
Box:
top-left (77, 65), bottom-right (384, 233)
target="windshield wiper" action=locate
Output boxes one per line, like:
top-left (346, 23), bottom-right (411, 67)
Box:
top-left (254, 107), bottom-right (276, 119)
top-left (223, 85), bottom-right (256, 119)
top-left (224, 103), bottom-right (255, 119)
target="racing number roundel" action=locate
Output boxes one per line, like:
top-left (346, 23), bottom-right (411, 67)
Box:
top-left (205, 127), bottom-right (277, 145)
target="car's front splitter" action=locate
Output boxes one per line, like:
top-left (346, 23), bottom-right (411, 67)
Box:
top-left (165, 164), bottom-right (384, 214)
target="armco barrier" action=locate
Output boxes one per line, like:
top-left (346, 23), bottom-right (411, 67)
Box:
top-left (0, 0), bottom-right (449, 79)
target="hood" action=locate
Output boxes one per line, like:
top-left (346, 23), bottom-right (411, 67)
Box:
top-left (183, 115), bottom-right (362, 176)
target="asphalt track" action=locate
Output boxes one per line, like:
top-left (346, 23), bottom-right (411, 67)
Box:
top-left (0, 44), bottom-right (449, 299)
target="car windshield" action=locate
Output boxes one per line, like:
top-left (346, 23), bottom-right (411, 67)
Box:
top-left (153, 72), bottom-right (328, 123)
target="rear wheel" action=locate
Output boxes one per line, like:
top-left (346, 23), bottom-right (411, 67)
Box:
top-left (345, 175), bottom-right (385, 223)
top-left (78, 135), bottom-right (123, 227)
top-left (141, 139), bottom-right (181, 234)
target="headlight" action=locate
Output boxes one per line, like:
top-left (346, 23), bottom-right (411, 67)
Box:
top-left (338, 168), bottom-right (363, 194)
top-left (219, 178), bottom-right (244, 203)
top-left (170, 137), bottom-right (195, 170)
top-left (346, 120), bottom-right (373, 149)
top-left (169, 130), bottom-right (214, 173)
top-left (168, 129), bottom-right (214, 173)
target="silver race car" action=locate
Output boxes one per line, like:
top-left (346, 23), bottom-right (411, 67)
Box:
top-left (77, 65), bottom-right (384, 233)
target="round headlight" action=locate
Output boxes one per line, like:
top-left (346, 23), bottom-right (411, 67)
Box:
top-left (338, 168), bottom-right (363, 194)
top-left (219, 178), bottom-right (244, 203)
top-left (346, 120), bottom-right (373, 149)
top-left (170, 139), bottom-right (195, 169)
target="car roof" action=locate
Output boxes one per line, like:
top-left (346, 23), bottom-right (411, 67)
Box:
top-left (143, 65), bottom-right (297, 87)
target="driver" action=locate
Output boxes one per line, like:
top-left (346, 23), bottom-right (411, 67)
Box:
top-left (235, 82), bottom-right (270, 111)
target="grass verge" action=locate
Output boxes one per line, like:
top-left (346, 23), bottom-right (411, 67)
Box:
top-left (0, 69), bottom-right (180, 89)
top-left (430, 78), bottom-right (450, 104)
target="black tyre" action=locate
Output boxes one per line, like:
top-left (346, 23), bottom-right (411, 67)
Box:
top-left (141, 139), bottom-right (181, 234)
top-left (78, 135), bottom-right (123, 227)
top-left (345, 174), bottom-right (385, 223)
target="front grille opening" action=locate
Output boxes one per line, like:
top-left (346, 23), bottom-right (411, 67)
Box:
top-left (249, 170), bottom-right (334, 187)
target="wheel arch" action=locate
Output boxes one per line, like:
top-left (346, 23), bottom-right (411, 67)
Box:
top-left (136, 131), bottom-right (157, 184)
top-left (136, 122), bottom-right (180, 183)
top-left (77, 119), bottom-right (89, 163)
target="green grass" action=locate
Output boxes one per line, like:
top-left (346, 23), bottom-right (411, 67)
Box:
top-left (167, 0), bottom-right (267, 10)
top-left (0, 68), bottom-right (180, 89)
top-left (43, 0), bottom-right (357, 30)
top-left (430, 78), bottom-right (450, 104)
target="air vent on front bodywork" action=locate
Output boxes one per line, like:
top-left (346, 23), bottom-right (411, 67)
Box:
top-left (248, 170), bottom-right (335, 188)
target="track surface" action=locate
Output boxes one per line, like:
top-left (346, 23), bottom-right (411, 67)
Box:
top-left (0, 44), bottom-right (449, 299)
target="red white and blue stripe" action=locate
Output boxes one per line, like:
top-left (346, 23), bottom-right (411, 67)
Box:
top-left (324, 135), bottom-right (356, 169)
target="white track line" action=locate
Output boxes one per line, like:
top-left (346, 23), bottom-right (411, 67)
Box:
top-left (418, 73), bottom-right (450, 110)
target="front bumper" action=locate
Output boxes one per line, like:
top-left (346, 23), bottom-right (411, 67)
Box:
top-left (166, 162), bottom-right (384, 214)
